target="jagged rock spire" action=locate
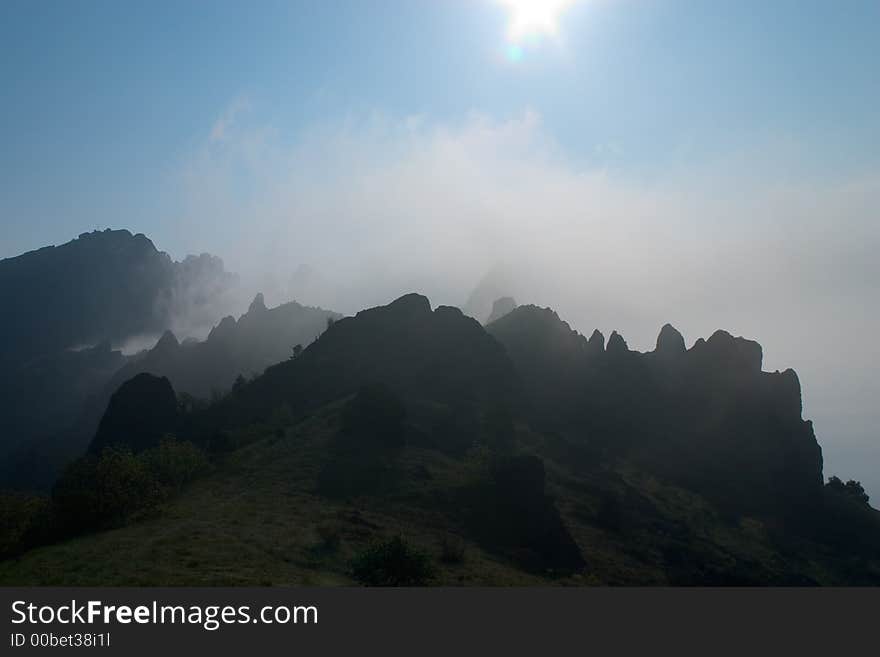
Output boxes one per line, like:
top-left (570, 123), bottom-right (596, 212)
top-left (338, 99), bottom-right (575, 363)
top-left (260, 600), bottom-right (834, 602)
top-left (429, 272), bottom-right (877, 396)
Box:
top-left (587, 329), bottom-right (605, 353)
top-left (154, 329), bottom-right (179, 353)
top-left (656, 323), bottom-right (686, 355)
top-left (248, 292), bottom-right (267, 314)
top-left (606, 330), bottom-right (628, 354)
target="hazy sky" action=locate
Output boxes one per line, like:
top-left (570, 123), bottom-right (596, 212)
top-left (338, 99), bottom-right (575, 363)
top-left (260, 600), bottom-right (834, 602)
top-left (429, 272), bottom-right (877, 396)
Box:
top-left (1, 1), bottom-right (878, 497)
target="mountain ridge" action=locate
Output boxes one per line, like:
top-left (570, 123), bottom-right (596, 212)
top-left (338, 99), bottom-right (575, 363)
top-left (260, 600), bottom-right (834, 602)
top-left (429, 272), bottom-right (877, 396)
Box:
top-left (2, 280), bottom-right (877, 585)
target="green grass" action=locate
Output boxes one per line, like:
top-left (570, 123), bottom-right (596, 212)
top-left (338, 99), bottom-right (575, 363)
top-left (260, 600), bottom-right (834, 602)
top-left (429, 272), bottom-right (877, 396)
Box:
top-left (0, 403), bottom-right (545, 585)
top-left (0, 402), bottom-right (866, 586)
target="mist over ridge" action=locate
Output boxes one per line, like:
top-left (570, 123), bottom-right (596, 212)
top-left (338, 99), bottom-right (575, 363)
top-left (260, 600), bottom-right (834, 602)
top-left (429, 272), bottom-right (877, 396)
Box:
top-left (137, 106), bottom-right (877, 501)
top-left (3, 0), bottom-right (880, 591)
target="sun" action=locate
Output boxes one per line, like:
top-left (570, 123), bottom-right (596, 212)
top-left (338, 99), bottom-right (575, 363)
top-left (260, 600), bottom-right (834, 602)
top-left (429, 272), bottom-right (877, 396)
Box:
top-left (495, 0), bottom-right (577, 42)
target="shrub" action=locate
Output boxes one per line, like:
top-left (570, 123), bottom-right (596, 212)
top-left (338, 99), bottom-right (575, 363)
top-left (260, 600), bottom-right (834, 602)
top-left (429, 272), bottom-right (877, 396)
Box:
top-left (144, 435), bottom-right (210, 491)
top-left (52, 447), bottom-right (161, 532)
top-left (51, 438), bottom-right (209, 536)
top-left (350, 536), bottom-right (434, 586)
top-left (439, 534), bottom-right (466, 564)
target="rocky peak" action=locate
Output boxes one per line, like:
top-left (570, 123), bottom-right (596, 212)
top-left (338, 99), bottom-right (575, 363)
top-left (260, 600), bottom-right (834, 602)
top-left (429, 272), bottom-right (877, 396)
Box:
top-left (153, 330), bottom-right (179, 354)
top-left (587, 329), bottom-right (605, 354)
top-left (656, 323), bottom-right (686, 355)
top-left (248, 293), bottom-right (267, 314)
top-left (207, 315), bottom-right (237, 343)
top-left (606, 330), bottom-right (629, 355)
top-left (704, 330), bottom-right (763, 372)
top-left (378, 293), bottom-right (432, 318)
top-left (90, 373), bottom-right (179, 453)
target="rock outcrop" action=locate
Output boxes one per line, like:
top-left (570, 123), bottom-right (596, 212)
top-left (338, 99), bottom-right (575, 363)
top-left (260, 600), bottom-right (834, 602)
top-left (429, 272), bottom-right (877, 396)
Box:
top-left (487, 308), bottom-right (824, 516)
top-left (587, 329), bottom-right (605, 354)
top-left (606, 330), bottom-right (629, 355)
top-left (247, 292), bottom-right (267, 314)
top-left (655, 323), bottom-right (686, 356)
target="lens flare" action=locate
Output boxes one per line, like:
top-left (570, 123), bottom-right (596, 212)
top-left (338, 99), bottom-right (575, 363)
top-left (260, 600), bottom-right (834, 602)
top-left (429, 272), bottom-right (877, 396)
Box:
top-left (506, 44), bottom-right (525, 62)
top-left (495, 0), bottom-right (577, 41)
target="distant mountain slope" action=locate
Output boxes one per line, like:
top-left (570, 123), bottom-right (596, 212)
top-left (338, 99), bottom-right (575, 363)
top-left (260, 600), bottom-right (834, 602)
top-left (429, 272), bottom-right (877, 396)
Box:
top-left (0, 341), bottom-right (129, 456)
top-left (0, 229), bottom-right (237, 370)
top-left (106, 293), bottom-right (341, 401)
top-left (0, 293), bottom-right (341, 491)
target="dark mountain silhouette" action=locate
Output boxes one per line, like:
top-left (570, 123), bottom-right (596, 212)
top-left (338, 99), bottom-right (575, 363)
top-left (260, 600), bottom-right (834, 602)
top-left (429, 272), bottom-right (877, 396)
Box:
top-left (0, 229), bottom-right (236, 486)
top-left (205, 293), bottom-right (519, 435)
top-left (2, 292), bottom-right (878, 585)
top-left (485, 304), bottom-right (596, 422)
top-left (0, 341), bottom-right (128, 459)
top-left (486, 305), bottom-right (823, 517)
top-left (90, 374), bottom-right (179, 453)
top-left (84, 295), bottom-right (583, 570)
top-left (0, 341), bottom-right (136, 491)
top-left (105, 293), bottom-right (341, 401)
top-left (1, 292), bottom-right (342, 491)
top-left (0, 229), bottom-right (236, 370)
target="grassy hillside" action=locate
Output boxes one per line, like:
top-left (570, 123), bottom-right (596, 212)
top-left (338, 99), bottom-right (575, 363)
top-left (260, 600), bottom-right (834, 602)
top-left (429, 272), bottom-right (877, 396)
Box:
top-left (4, 398), bottom-right (870, 586)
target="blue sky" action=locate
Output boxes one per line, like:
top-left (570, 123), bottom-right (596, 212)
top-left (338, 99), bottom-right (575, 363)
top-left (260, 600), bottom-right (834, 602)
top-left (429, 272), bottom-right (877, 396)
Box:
top-left (1, 1), bottom-right (879, 496)
top-left (2, 0), bottom-right (879, 257)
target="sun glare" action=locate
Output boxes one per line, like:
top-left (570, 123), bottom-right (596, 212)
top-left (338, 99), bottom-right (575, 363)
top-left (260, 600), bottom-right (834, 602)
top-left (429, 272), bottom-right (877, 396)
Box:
top-left (496, 0), bottom-right (576, 42)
